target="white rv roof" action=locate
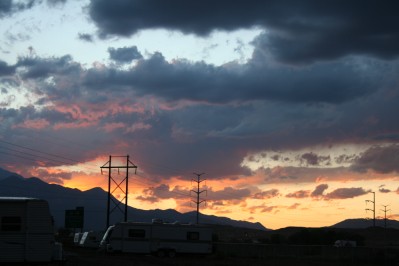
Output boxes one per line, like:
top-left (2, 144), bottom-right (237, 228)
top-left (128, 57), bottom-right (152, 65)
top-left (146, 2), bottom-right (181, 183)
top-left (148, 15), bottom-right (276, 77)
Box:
top-left (0, 197), bottom-right (42, 202)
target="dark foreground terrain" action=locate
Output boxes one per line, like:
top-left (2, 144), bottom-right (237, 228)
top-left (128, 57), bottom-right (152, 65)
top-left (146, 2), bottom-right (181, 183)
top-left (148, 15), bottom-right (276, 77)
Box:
top-left (62, 246), bottom-right (397, 266)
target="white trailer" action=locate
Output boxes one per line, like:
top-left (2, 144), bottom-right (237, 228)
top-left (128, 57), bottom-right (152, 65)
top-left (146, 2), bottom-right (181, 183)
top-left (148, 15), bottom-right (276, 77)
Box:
top-left (334, 239), bottom-right (357, 247)
top-left (0, 197), bottom-right (62, 262)
top-left (79, 231), bottom-right (103, 248)
top-left (100, 221), bottom-right (213, 257)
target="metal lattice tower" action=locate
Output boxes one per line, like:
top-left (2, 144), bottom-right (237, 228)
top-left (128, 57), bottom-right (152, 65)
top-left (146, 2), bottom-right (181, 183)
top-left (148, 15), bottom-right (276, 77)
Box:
top-left (365, 191), bottom-right (376, 227)
top-left (191, 172), bottom-right (207, 224)
top-left (101, 155), bottom-right (137, 228)
top-left (381, 205), bottom-right (390, 229)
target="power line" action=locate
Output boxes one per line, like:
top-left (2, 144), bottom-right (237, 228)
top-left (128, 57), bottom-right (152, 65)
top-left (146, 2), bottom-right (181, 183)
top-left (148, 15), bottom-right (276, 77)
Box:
top-left (0, 139), bottom-right (80, 164)
top-left (0, 139), bottom-right (274, 212)
top-left (0, 139), bottom-right (99, 172)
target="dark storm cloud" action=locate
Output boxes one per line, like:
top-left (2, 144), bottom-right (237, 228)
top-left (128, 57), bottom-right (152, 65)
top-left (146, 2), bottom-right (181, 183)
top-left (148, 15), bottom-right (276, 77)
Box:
top-left (3, 46), bottom-right (398, 180)
top-left (378, 185), bottom-right (391, 193)
top-left (17, 55), bottom-right (81, 79)
top-left (0, 0), bottom-right (12, 16)
top-left (325, 187), bottom-right (370, 199)
top-left (83, 52), bottom-right (380, 104)
top-left (108, 46), bottom-right (143, 63)
top-left (0, 60), bottom-right (16, 76)
top-left (351, 144), bottom-right (399, 174)
top-left (301, 152), bottom-right (331, 166)
top-left (311, 184), bottom-right (328, 197)
top-left (78, 33), bottom-right (94, 42)
top-left (46, 0), bottom-right (67, 6)
top-left (0, 105), bottom-right (74, 128)
top-left (0, 0), bottom-right (67, 18)
top-left (0, 0), bottom-right (36, 17)
top-left (207, 187), bottom-right (251, 201)
top-left (89, 0), bottom-right (399, 63)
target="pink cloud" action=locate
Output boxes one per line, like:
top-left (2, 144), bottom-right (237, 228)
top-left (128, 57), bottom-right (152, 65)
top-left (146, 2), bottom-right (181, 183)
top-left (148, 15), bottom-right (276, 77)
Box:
top-left (103, 122), bottom-right (125, 132)
top-left (13, 119), bottom-right (50, 129)
top-left (125, 122), bottom-right (152, 133)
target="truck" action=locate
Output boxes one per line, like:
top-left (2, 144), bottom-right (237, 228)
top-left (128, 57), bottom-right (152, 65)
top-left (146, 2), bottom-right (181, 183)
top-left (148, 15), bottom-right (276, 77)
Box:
top-left (100, 220), bottom-right (213, 257)
top-left (0, 197), bottom-right (63, 262)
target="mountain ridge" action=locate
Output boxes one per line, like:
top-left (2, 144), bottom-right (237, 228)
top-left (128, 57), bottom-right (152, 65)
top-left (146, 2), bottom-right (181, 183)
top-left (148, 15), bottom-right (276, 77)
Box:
top-left (331, 218), bottom-right (399, 229)
top-left (0, 167), bottom-right (266, 231)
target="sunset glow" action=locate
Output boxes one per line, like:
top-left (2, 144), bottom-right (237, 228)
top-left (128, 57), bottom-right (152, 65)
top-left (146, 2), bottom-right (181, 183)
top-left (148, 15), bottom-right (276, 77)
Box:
top-left (1, 1), bottom-right (399, 230)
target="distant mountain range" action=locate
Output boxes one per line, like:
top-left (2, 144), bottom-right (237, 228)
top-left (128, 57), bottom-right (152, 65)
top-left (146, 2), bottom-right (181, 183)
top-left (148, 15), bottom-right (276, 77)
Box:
top-left (0, 167), bottom-right (266, 231)
top-left (2, 167), bottom-right (398, 232)
top-left (332, 218), bottom-right (399, 229)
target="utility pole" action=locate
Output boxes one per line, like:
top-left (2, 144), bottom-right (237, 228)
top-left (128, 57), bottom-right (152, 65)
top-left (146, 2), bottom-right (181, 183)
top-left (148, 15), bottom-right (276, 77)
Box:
top-left (381, 205), bottom-right (390, 229)
top-left (101, 155), bottom-right (137, 229)
top-left (365, 191), bottom-right (376, 227)
top-left (191, 173), bottom-right (207, 224)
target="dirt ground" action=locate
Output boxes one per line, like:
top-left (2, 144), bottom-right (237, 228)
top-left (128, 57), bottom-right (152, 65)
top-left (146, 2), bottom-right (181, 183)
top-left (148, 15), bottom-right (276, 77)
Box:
top-left (61, 246), bottom-right (389, 266)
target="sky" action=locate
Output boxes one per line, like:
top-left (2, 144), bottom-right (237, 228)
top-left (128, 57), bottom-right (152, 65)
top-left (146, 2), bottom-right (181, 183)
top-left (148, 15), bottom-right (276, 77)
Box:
top-left (1, 0), bottom-right (399, 230)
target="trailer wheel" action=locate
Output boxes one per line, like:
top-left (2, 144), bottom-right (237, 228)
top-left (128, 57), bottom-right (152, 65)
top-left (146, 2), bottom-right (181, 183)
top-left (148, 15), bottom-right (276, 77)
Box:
top-left (156, 249), bottom-right (166, 258)
top-left (167, 250), bottom-right (176, 258)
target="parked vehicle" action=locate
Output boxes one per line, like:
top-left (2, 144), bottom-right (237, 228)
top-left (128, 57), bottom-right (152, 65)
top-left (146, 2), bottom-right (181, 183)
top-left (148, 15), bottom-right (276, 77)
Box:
top-left (79, 231), bottom-right (103, 248)
top-left (100, 220), bottom-right (213, 257)
top-left (0, 197), bottom-right (63, 262)
top-left (334, 239), bottom-right (357, 247)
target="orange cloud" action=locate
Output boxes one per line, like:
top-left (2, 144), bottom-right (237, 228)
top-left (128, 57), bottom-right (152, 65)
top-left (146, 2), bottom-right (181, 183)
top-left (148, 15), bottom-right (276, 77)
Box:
top-left (286, 190), bottom-right (310, 198)
top-left (252, 189), bottom-right (280, 199)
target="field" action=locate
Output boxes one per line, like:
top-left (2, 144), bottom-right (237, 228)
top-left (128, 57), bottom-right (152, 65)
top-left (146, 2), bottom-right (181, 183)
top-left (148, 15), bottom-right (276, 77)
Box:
top-left (59, 226), bottom-right (399, 266)
top-left (62, 245), bottom-right (395, 266)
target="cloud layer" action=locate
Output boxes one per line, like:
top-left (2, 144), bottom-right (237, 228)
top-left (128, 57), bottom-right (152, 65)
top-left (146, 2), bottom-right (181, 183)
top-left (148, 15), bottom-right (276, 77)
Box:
top-left (0, 0), bottom-right (399, 227)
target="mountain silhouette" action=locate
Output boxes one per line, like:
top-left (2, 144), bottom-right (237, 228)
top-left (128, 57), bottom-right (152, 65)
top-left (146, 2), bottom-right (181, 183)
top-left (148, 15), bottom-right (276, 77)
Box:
top-left (0, 167), bottom-right (266, 231)
top-left (331, 218), bottom-right (399, 229)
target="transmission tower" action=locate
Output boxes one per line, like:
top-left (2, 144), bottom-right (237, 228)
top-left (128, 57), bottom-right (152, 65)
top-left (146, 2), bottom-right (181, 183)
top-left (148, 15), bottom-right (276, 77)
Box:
top-left (191, 172), bottom-right (207, 224)
top-left (381, 205), bottom-right (390, 229)
top-left (365, 191), bottom-right (375, 227)
top-left (101, 155), bottom-right (137, 228)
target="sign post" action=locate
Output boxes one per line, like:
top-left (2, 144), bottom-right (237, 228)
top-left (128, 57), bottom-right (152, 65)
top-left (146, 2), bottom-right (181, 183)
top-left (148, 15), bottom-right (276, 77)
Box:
top-left (65, 206), bottom-right (84, 231)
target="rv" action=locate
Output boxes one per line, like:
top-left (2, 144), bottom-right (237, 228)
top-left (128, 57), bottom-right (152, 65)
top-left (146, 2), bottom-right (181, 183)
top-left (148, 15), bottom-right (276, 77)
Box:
top-left (0, 197), bottom-right (62, 262)
top-left (78, 231), bottom-right (103, 248)
top-left (334, 239), bottom-right (357, 247)
top-left (100, 220), bottom-right (213, 257)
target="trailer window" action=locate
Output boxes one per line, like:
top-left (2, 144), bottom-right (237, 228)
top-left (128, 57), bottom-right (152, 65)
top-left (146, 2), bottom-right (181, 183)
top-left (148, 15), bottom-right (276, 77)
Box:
top-left (187, 232), bottom-right (199, 240)
top-left (1, 216), bottom-right (22, 231)
top-left (128, 229), bottom-right (146, 238)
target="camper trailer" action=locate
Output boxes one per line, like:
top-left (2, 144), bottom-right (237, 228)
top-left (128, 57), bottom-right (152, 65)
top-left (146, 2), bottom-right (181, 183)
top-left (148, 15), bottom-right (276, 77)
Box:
top-left (100, 220), bottom-right (213, 257)
top-left (0, 197), bottom-right (62, 262)
top-left (78, 231), bottom-right (103, 248)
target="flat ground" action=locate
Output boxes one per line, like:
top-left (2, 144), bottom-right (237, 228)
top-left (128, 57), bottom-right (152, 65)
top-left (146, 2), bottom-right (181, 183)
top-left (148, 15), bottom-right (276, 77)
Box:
top-left (61, 246), bottom-right (389, 266)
